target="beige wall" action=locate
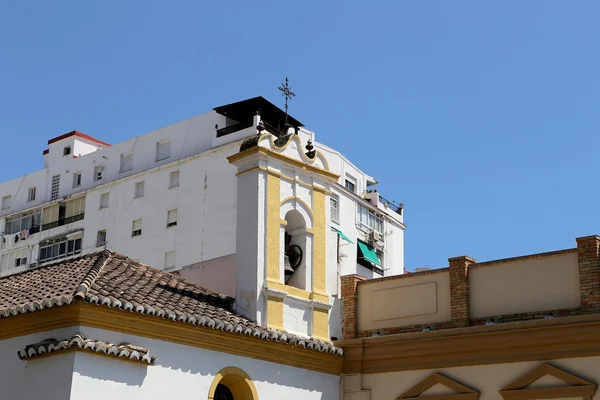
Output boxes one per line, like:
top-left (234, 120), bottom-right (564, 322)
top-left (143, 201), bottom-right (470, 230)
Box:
top-left (469, 251), bottom-right (580, 319)
top-left (357, 271), bottom-right (451, 331)
top-left (345, 356), bottom-right (600, 400)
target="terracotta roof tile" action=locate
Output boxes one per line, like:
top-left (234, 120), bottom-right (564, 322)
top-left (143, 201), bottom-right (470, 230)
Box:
top-left (0, 251), bottom-right (342, 356)
top-left (18, 333), bottom-right (156, 365)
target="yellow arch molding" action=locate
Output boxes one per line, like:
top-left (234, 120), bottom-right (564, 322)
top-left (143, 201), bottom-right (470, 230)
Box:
top-left (258, 132), bottom-right (331, 171)
top-left (207, 366), bottom-right (259, 400)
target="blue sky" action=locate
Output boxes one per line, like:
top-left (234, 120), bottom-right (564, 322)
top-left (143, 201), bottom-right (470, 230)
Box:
top-left (1, 1), bottom-right (599, 271)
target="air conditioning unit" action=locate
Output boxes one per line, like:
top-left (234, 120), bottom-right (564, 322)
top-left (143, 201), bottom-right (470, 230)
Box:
top-left (369, 230), bottom-right (383, 243)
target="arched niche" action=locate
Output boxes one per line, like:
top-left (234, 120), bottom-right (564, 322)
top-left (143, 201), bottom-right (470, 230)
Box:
top-left (282, 209), bottom-right (312, 291)
top-left (208, 367), bottom-right (258, 400)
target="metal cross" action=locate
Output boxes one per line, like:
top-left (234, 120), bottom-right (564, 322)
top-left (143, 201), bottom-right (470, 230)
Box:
top-left (278, 77), bottom-right (296, 126)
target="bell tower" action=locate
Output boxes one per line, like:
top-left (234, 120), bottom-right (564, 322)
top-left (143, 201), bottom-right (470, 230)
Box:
top-left (228, 129), bottom-right (338, 340)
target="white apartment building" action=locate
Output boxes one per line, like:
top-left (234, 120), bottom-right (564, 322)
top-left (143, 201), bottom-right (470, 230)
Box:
top-left (0, 96), bottom-right (405, 339)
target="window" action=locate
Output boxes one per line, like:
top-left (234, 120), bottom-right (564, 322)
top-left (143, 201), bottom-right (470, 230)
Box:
top-left (64, 197), bottom-right (85, 222)
top-left (132, 219), bottom-right (142, 237)
top-left (120, 153), bottom-right (133, 173)
top-left (51, 175), bottom-right (60, 200)
top-left (167, 209), bottom-right (178, 227)
top-left (357, 240), bottom-right (383, 274)
top-left (356, 204), bottom-right (383, 234)
top-left (134, 181), bottom-right (145, 198)
top-left (165, 251), bottom-right (175, 269)
top-left (72, 172), bottom-right (82, 188)
top-left (99, 193), bottom-right (109, 209)
top-left (1, 195), bottom-right (11, 210)
top-left (14, 256), bottom-right (27, 268)
top-left (94, 166), bottom-right (104, 181)
top-left (38, 234), bottom-right (82, 264)
top-left (169, 170), bottom-right (180, 189)
top-left (330, 197), bottom-right (339, 224)
top-left (345, 179), bottom-right (356, 193)
top-left (96, 230), bottom-right (107, 246)
top-left (5, 212), bottom-right (41, 235)
top-left (28, 187), bottom-right (36, 202)
top-left (63, 146), bottom-right (71, 156)
top-left (0, 248), bottom-right (29, 272)
top-left (156, 140), bottom-right (171, 162)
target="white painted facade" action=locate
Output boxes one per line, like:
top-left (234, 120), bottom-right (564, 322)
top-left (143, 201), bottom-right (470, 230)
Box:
top-left (0, 97), bottom-right (405, 339)
top-left (1, 326), bottom-right (340, 400)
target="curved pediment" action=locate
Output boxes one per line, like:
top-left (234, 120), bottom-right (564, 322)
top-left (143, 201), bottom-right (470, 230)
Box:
top-left (253, 133), bottom-right (330, 171)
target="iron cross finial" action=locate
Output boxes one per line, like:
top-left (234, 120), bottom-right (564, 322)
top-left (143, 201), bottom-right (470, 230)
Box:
top-left (278, 77), bottom-right (296, 127)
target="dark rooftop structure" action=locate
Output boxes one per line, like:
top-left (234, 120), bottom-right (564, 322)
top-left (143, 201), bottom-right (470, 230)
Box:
top-left (214, 96), bottom-right (304, 138)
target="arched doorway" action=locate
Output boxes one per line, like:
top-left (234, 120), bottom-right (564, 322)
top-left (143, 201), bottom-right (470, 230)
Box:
top-left (208, 367), bottom-right (258, 400)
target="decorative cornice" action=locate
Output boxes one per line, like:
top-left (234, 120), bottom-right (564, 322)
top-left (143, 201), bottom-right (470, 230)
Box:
top-left (228, 146), bottom-right (340, 181)
top-left (337, 314), bottom-right (600, 374)
top-left (18, 333), bottom-right (156, 365)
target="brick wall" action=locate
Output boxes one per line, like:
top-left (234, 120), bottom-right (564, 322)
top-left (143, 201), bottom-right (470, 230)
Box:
top-left (343, 235), bottom-right (600, 340)
top-left (577, 235), bottom-right (600, 311)
top-left (449, 255), bottom-right (476, 327)
top-left (340, 274), bottom-right (365, 339)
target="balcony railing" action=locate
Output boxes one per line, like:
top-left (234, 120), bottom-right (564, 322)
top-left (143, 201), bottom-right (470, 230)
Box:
top-left (216, 122), bottom-right (253, 137)
top-left (41, 213), bottom-right (85, 231)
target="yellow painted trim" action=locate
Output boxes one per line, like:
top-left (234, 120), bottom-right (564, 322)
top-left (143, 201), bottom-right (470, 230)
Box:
top-left (266, 168), bottom-right (281, 178)
top-left (266, 296), bottom-right (284, 330)
top-left (310, 291), bottom-right (330, 304)
top-left (313, 308), bottom-right (330, 340)
top-left (266, 171), bottom-right (281, 282)
top-left (0, 302), bottom-right (342, 374)
top-left (312, 187), bottom-right (327, 296)
top-left (280, 195), bottom-right (314, 222)
top-left (305, 227), bottom-right (314, 235)
top-left (235, 165), bottom-right (265, 177)
top-left (280, 219), bottom-right (288, 226)
top-left (258, 133), bottom-right (332, 171)
top-left (208, 366), bottom-right (259, 400)
top-left (267, 278), bottom-right (311, 300)
top-left (228, 146), bottom-right (340, 181)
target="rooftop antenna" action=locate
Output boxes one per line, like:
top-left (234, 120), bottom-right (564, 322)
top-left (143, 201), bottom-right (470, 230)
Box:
top-left (278, 77), bottom-right (296, 129)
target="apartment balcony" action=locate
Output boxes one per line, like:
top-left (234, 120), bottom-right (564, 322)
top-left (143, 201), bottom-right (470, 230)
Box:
top-left (41, 212), bottom-right (85, 231)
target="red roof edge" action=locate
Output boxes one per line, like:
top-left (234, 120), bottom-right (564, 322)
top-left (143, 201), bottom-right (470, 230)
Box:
top-left (43, 149), bottom-right (49, 155)
top-left (47, 130), bottom-right (110, 147)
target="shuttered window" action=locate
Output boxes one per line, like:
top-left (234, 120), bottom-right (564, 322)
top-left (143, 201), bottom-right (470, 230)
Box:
top-left (134, 181), bottom-right (145, 198)
top-left (169, 170), bottom-right (180, 188)
top-left (65, 197), bottom-right (85, 219)
top-left (165, 251), bottom-right (175, 269)
top-left (42, 204), bottom-right (60, 225)
top-left (167, 209), bottom-right (177, 227)
top-left (156, 141), bottom-right (171, 162)
top-left (96, 230), bottom-right (107, 246)
top-left (132, 219), bottom-right (142, 237)
top-left (120, 153), bottom-right (133, 173)
top-left (99, 193), bottom-right (109, 209)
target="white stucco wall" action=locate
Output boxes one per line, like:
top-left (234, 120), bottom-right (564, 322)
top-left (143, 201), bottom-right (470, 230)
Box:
top-left (1, 325), bottom-right (340, 400)
top-left (23, 352), bottom-right (75, 400)
top-left (0, 326), bottom-right (77, 400)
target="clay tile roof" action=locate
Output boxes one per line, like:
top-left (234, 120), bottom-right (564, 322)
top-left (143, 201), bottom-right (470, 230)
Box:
top-left (0, 250), bottom-right (342, 356)
top-left (18, 333), bottom-right (156, 365)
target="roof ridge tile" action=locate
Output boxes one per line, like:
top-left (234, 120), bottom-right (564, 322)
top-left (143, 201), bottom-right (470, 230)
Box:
top-left (74, 250), bottom-right (112, 299)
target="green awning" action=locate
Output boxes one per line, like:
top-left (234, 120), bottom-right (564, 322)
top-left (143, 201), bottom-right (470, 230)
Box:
top-left (357, 241), bottom-right (381, 266)
top-left (331, 226), bottom-right (353, 243)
